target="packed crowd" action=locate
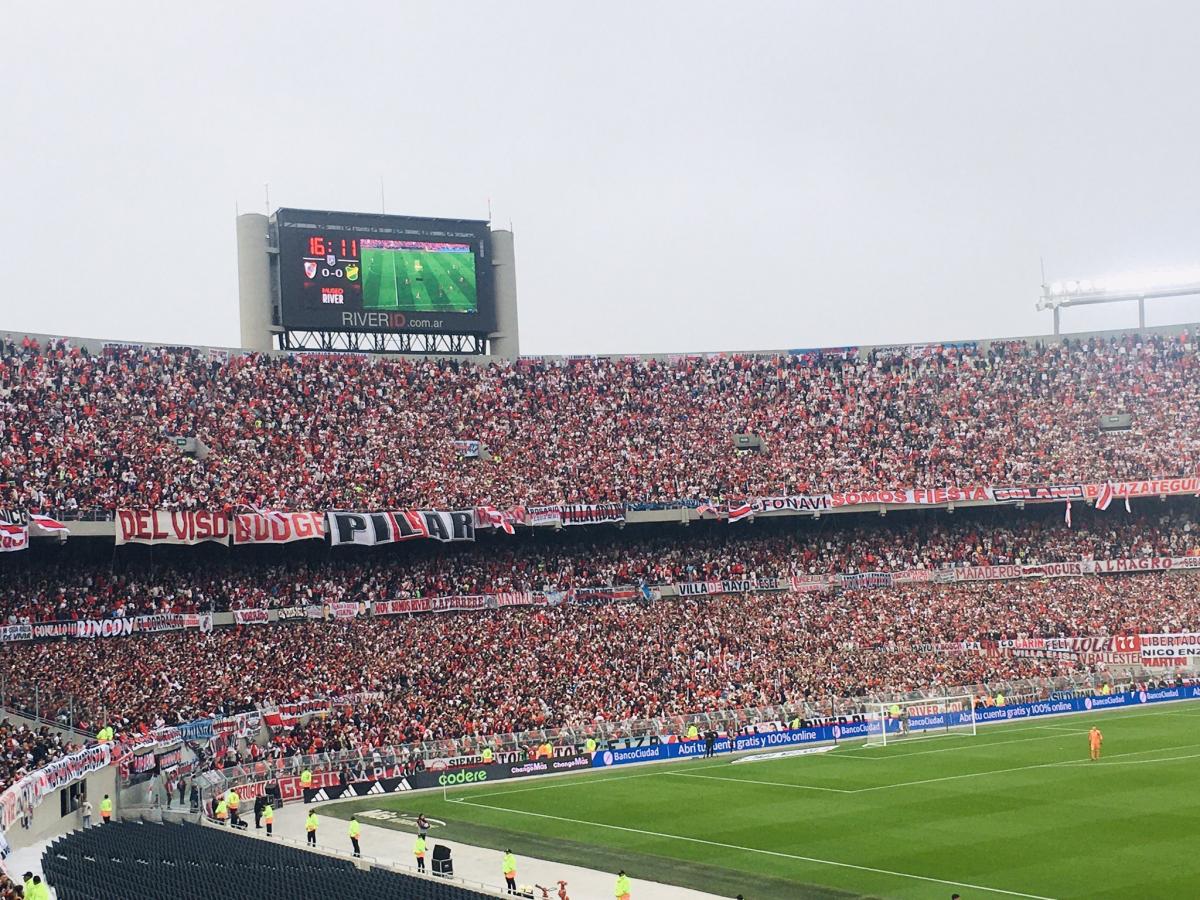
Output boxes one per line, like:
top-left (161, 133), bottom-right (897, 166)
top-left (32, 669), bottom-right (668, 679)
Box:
top-left (0, 716), bottom-right (77, 803)
top-left (2, 330), bottom-right (1199, 516)
top-left (2, 573), bottom-right (1196, 763)
top-left (2, 503), bottom-right (1198, 622)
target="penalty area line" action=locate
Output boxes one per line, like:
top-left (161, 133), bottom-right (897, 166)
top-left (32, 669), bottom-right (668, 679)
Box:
top-left (447, 796), bottom-right (1056, 900)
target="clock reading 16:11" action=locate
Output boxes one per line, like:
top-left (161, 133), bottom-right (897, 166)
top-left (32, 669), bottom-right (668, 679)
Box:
top-left (302, 235), bottom-right (362, 295)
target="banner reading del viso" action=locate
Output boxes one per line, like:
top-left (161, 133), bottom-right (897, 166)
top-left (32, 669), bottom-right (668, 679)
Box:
top-left (117, 510), bottom-right (230, 546)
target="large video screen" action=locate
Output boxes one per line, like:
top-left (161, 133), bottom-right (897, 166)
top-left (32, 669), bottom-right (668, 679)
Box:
top-left (274, 209), bottom-right (495, 333)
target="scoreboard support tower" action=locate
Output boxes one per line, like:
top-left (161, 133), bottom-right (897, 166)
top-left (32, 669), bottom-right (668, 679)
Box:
top-left (236, 211), bottom-right (520, 359)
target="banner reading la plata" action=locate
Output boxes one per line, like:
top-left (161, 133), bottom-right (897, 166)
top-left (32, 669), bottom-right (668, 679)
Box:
top-left (326, 510), bottom-right (476, 546)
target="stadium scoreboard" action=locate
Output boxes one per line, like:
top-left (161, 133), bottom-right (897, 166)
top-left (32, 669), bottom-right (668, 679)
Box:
top-left (272, 208), bottom-right (497, 334)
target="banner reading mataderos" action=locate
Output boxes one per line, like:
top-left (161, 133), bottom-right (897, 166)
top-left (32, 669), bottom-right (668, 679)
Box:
top-left (326, 510), bottom-right (475, 546)
top-left (950, 561), bottom-right (1086, 583)
top-left (116, 509), bottom-right (230, 546)
top-left (232, 511), bottom-right (325, 544)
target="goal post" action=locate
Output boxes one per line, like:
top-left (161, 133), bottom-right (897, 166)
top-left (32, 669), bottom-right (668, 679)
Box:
top-left (862, 694), bottom-right (977, 747)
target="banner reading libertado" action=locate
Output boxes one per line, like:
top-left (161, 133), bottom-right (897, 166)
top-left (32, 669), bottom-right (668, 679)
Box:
top-left (326, 510), bottom-right (476, 546)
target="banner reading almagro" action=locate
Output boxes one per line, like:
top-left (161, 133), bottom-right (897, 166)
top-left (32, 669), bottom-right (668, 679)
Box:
top-left (326, 510), bottom-right (476, 546)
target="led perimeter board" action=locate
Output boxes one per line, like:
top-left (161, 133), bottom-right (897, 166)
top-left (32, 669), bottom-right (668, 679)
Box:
top-left (273, 208), bottom-right (496, 334)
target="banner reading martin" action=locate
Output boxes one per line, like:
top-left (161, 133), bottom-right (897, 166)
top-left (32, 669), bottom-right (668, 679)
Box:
top-left (326, 510), bottom-right (476, 547)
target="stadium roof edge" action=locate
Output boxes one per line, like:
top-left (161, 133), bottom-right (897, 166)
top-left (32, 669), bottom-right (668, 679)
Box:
top-left (4, 319), bottom-right (1197, 367)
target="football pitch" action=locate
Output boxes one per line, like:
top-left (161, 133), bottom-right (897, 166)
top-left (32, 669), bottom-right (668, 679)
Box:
top-left (360, 246), bottom-right (477, 313)
top-left (323, 702), bottom-right (1200, 899)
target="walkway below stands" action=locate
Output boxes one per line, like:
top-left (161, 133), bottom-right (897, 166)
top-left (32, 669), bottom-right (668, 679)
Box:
top-left (270, 797), bottom-right (728, 900)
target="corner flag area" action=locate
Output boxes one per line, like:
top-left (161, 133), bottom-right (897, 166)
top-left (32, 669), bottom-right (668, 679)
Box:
top-left (322, 703), bottom-right (1200, 899)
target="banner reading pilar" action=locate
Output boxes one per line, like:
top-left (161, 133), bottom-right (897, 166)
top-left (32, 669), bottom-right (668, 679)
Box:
top-left (326, 510), bottom-right (476, 547)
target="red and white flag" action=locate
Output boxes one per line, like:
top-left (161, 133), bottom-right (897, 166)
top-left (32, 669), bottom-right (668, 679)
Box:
top-left (696, 502), bottom-right (724, 518)
top-left (727, 502), bottom-right (754, 523)
top-left (1064, 501), bottom-right (1072, 528)
top-left (476, 505), bottom-right (515, 535)
top-left (29, 514), bottom-right (69, 534)
top-left (246, 505), bottom-right (289, 526)
top-left (1095, 483), bottom-right (1114, 511)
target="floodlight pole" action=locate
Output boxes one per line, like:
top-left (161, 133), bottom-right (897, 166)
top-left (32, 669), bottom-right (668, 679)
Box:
top-left (1038, 281), bottom-right (1200, 334)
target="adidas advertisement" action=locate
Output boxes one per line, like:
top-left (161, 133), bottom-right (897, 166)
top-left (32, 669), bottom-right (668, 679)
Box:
top-left (302, 754), bottom-right (592, 802)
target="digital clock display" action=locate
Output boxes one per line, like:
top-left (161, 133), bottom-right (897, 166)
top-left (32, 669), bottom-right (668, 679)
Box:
top-left (273, 208), bottom-right (495, 334)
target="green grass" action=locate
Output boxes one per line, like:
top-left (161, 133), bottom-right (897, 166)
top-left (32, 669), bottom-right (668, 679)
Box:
top-left (361, 246), bottom-right (476, 313)
top-left (323, 702), bottom-right (1200, 899)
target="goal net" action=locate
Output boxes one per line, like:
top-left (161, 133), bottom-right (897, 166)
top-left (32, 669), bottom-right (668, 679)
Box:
top-left (862, 695), bottom-right (977, 747)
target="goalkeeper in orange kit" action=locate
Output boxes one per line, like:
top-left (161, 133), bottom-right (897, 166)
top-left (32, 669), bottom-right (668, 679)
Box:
top-left (1088, 726), bottom-right (1103, 761)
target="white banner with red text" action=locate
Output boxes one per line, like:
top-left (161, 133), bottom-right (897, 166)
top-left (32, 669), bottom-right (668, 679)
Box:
top-left (116, 509), bottom-right (231, 545)
top-left (232, 511), bottom-right (325, 544)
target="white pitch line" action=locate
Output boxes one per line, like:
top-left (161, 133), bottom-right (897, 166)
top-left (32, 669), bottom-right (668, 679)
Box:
top-left (464, 770), bottom-right (663, 802)
top-left (664, 770), bottom-right (854, 793)
top-left (848, 742), bottom-right (1200, 794)
top-left (1065, 751), bottom-right (1200, 768)
top-left (448, 796), bottom-right (1057, 900)
top-left (1033, 724), bottom-right (1088, 734)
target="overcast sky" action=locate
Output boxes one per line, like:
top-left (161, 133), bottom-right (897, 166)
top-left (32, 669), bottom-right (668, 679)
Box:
top-left (3, 2), bottom-right (1199, 355)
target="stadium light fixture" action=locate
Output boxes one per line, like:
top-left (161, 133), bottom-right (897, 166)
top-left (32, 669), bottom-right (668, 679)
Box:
top-left (1038, 266), bottom-right (1200, 334)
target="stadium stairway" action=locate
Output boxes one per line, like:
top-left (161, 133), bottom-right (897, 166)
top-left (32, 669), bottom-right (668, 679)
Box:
top-left (41, 819), bottom-right (503, 900)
